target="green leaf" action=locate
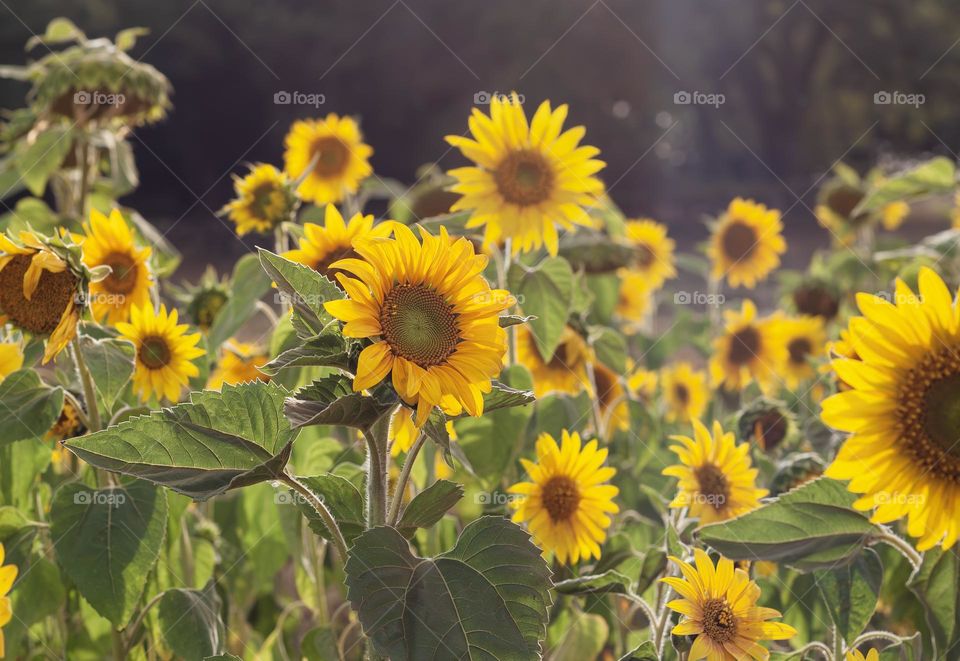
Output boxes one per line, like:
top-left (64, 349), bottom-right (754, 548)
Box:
top-left (553, 570), bottom-right (634, 596)
top-left (620, 641), bottom-right (658, 660)
top-left (396, 479), bottom-right (463, 538)
top-left (508, 256), bottom-right (573, 360)
top-left (0, 196), bottom-right (60, 234)
top-left (115, 26), bottom-right (149, 51)
top-left (500, 314), bottom-right (535, 328)
top-left (258, 248), bottom-right (343, 338)
top-left (285, 375), bottom-right (397, 431)
top-left (157, 582), bottom-right (225, 660)
top-left (0, 369), bottom-right (64, 446)
top-left (908, 545), bottom-right (960, 651)
top-left (815, 548), bottom-right (882, 645)
top-left (558, 232), bottom-right (635, 273)
top-left (291, 474), bottom-right (365, 545)
top-left (206, 253), bottom-right (272, 355)
top-left (302, 626), bottom-right (339, 661)
top-left (588, 325), bottom-right (628, 374)
top-left (698, 478), bottom-right (877, 571)
top-left (50, 481), bottom-right (168, 626)
top-left (549, 612), bottom-right (608, 661)
top-left (345, 516), bottom-right (553, 660)
top-left (64, 382), bottom-right (298, 500)
top-left (4, 557), bottom-right (66, 654)
top-left (855, 157), bottom-right (956, 214)
top-left (14, 127), bottom-right (74, 196)
top-left (260, 332), bottom-right (352, 375)
top-left (77, 335), bottom-right (135, 410)
top-left (27, 17), bottom-right (85, 49)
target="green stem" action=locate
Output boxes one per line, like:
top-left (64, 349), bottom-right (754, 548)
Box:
top-left (364, 413), bottom-right (391, 527)
top-left (874, 527), bottom-right (923, 571)
top-left (833, 625), bottom-right (845, 660)
top-left (793, 642), bottom-right (832, 660)
top-left (280, 473), bottom-right (350, 560)
top-left (853, 630), bottom-right (910, 647)
top-left (72, 337), bottom-right (101, 432)
top-left (387, 432), bottom-right (426, 526)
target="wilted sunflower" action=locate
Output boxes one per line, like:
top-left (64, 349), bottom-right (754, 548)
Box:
top-left (0, 542), bottom-right (18, 658)
top-left (222, 163), bottom-right (296, 235)
top-left (661, 549), bottom-right (796, 660)
top-left (776, 315), bottom-right (826, 389)
top-left (283, 204), bottom-right (390, 280)
top-left (81, 208), bottom-right (152, 325)
top-left (207, 340), bottom-right (269, 390)
top-left (0, 341), bottom-right (23, 381)
top-left (822, 268), bottom-right (960, 550)
top-left (616, 270), bottom-right (653, 329)
top-left (738, 398), bottom-right (795, 453)
top-left (324, 224), bottom-right (511, 424)
top-left (283, 114), bottom-right (373, 205)
top-left (593, 362), bottom-right (629, 433)
top-left (710, 300), bottom-right (784, 392)
top-left (846, 649), bottom-right (879, 661)
top-left (117, 304), bottom-right (205, 402)
top-left (445, 94), bottom-right (605, 256)
top-left (624, 218), bottom-right (676, 290)
top-left (508, 429), bottom-right (619, 564)
top-left (708, 198), bottom-right (785, 289)
top-left (0, 231), bottom-right (88, 363)
top-left (661, 362), bottom-right (709, 423)
top-left (518, 325), bottom-right (591, 397)
top-left (663, 419), bottom-right (768, 524)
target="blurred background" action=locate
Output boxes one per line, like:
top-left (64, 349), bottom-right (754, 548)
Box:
top-left (0, 0), bottom-right (956, 274)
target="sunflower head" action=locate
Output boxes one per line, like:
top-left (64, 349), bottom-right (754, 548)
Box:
top-left (663, 419), bottom-right (768, 524)
top-left (592, 362), bottom-right (629, 433)
top-left (517, 325), bottom-right (591, 398)
top-left (708, 198), bottom-right (786, 289)
top-left (222, 163), bottom-right (297, 236)
top-left (737, 397), bottom-right (796, 452)
top-left (624, 218), bottom-right (676, 289)
top-left (776, 315), bottom-right (827, 389)
top-left (0, 540), bottom-right (18, 658)
top-left (790, 279), bottom-right (841, 321)
top-left (172, 267), bottom-right (231, 332)
top-left (0, 340), bottom-right (24, 382)
top-left (508, 429), bottom-right (618, 564)
top-left (283, 204), bottom-right (391, 281)
top-left (660, 362), bottom-right (709, 423)
top-left (283, 114), bottom-right (373, 205)
top-left (710, 300), bottom-right (785, 392)
top-left (446, 94), bottom-right (605, 256)
top-left (207, 340), bottom-right (269, 390)
top-left (616, 269), bottom-right (654, 330)
top-left (46, 396), bottom-right (86, 441)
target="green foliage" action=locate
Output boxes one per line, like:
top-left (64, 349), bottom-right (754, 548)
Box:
top-left (292, 474), bottom-right (366, 545)
top-left (396, 479), bottom-right (463, 538)
top-left (156, 582), bottom-right (225, 659)
top-left (258, 248), bottom-right (343, 338)
top-left (76, 335), bottom-right (135, 410)
top-left (816, 548), bottom-right (883, 645)
top-left (508, 256), bottom-right (574, 360)
top-left (0, 369), bottom-right (64, 447)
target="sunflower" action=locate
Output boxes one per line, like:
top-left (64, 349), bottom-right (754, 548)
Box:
top-left (661, 362), bottom-right (709, 423)
top-left (222, 163), bottom-right (296, 235)
top-left (616, 269), bottom-right (653, 329)
top-left (0, 231), bottom-right (86, 363)
top-left (0, 542), bottom-right (17, 658)
top-left (81, 208), bottom-right (152, 325)
top-left (846, 650), bottom-right (879, 661)
top-left (46, 396), bottom-right (85, 441)
top-left (518, 327), bottom-right (589, 397)
top-left (708, 198), bottom-right (786, 289)
top-left (283, 204), bottom-right (390, 280)
top-left (324, 224), bottom-right (512, 425)
top-left (175, 267), bottom-right (230, 332)
top-left (661, 549), bottom-right (796, 660)
top-left (624, 218), bottom-right (676, 290)
top-left (710, 300), bottom-right (784, 392)
top-left (508, 429), bottom-right (619, 564)
top-left (822, 268), bottom-right (960, 550)
top-left (117, 304), bottom-right (205, 402)
top-left (207, 340), bottom-right (269, 390)
top-left (445, 94), bottom-right (605, 256)
top-left (776, 315), bottom-right (826, 389)
top-left (593, 362), bottom-right (629, 433)
top-left (738, 398), bottom-right (796, 453)
top-left (283, 114), bottom-right (373, 205)
top-left (0, 341), bottom-right (23, 382)
top-left (626, 363), bottom-right (658, 400)
top-left (389, 406), bottom-right (458, 462)
top-left (663, 419), bottom-right (768, 524)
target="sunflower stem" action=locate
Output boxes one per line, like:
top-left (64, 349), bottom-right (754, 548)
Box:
top-left (852, 630), bottom-right (909, 647)
top-left (364, 412), bottom-right (392, 528)
top-left (874, 527), bottom-right (923, 571)
top-left (279, 472), bottom-right (350, 561)
top-left (387, 432), bottom-right (426, 527)
top-left (833, 625), bottom-right (844, 660)
top-left (72, 337), bottom-right (102, 432)
top-left (794, 641), bottom-right (832, 659)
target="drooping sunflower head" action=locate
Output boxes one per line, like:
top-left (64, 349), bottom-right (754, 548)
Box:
top-left (663, 419), bottom-right (768, 524)
top-left (445, 94), bottom-right (605, 256)
top-left (775, 315), bottom-right (826, 389)
top-left (0, 541), bottom-right (18, 658)
top-left (710, 300), bottom-right (785, 392)
top-left (708, 198), bottom-right (786, 289)
top-left (508, 429), bottom-right (619, 565)
top-left (616, 269), bottom-right (654, 330)
top-left (207, 340), bottom-right (269, 390)
top-left (283, 204), bottom-right (391, 281)
top-left (822, 267), bottom-right (960, 550)
top-left (737, 397), bottom-right (796, 453)
top-left (283, 114), bottom-right (373, 205)
top-left (80, 208), bottom-right (153, 325)
top-left (592, 362), bottom-right (629, 433)
top-left (117, 304), bottom-right (205, 403)
top-left (222, 163), bottom-right (296, 235)
top-left (324, 223), bottom-right (512, 424)
top-left (624, 218), bottom-right (676, 289)
top-left (517, 325), bottom-right (592, 398)
top-left (661, 549), bottom-right (796, 658)
top-left (660, 362), bottom-right (709, 423)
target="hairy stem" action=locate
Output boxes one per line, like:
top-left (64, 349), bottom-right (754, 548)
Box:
top-left (874, 527), bottom-right (923, 571)
top-left (72, 337), bottom-right (101, 432)
top-left (279, 473), bottom-right (350, 560)
top-left (387, 432), bottom-right (426, 526)
top-left (364, 413), bottom-right (392, 528)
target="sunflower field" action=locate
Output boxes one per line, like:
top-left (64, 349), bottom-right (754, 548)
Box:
top-left (1, 15), bottom-right (960, 661)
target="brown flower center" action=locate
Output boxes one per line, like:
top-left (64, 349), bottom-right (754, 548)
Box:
top-left (753, 410), bottom-right (788, 450)
top-left (728, 326), bottom-right (760, 365)
top-left (593, 366), bottom-right (619, 411)
top-left (192, 290), bottom-right (228, 330)
top-left (313, 245), bottom-right (358, 281)
top-left (674, 383), bottom-right (690, 406)
top-left (694, 463), bottom-right (730, 511)
top-left (139, 335), bottom-right (172, 370)
top-left (793, 285), bottom-right (839, 320)
top-left (310, 137), bottom-right (350, 178)
top-left (826, 185), bottom-right (865, 220)
top-left (249, 182), bottom-right (284, 221)
top-left (541, 475), bottom-right (580, 522)
top-left (494, 149), bottom-right (554, 206)
top-left (899, 348), bottom-right (960, 483)
top-left (101, 252), bottom-right (139, 295)
top-left (0, 253), bottom-right (77, 335)
top-left (701, 597), bottom-right (737, 643)
top-left (380, 284), bottom-right (460, 368)
top-left (547, 342), bottom-right (570, 370)
top-left (720, 221), bottom-right (758, 262)
top-left (787, 337), bottom-right (813, 366)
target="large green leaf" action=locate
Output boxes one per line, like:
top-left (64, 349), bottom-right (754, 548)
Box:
top-left (206, 253), bottom-right (272, 355)
top-left (64, 382), bottom-right (298, 500)
top-left (14, 126), bottom-right (74, 196)
top-left (698, 478), bottom-right (877, 571)
top-left (157, 582), bottom-right (225, 660)
top-left (77, 335), bottom-right (135, 410)
top-left (908, 545), bottom-right (960, 652)
top-left (285, 375), bottom-right (397, 431)
top-left (508, 256), bottom-right (573, 360)
top-left (549, 611), bottom-right (608, 661)
top-left (396, 479), bottom-right (463, 538)
top-left (855, 156), bottom-right (956, 214)
top-left (50, 481), bottom-right (168, 626)
top-left (345, 516), bottom-right (553, 660)
top-left (291, 474), bottom-right (365, 545)
top-left (0, 369), bottom-right (64, 446)
top-left (260, 332), bottom-right (353, 375)
top-left (815, 547), bottom-right (882, 645)
top-left (258, 248), bottom-right (343, 338)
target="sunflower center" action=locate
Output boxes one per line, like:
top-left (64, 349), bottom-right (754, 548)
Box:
top-left (310, 137), bottom-right (349, 178)
top-left (101, 252), bottom-right (138, 295)
top-left (827, 186), bottom-right (865, 220)
top-left (701, 598), bottom-right (737, 643)
top-left (249, 183), bottom-right (284, 219)
top-left (674, 383), bottom-right (690, 406)
top-left (139, 335), bottom-right (172, 370)
top-left (541, 475), bottom-right (580, 522)
top-left (793, 285), bottom-right (839, 320)
top-left (593, 367), bottom-right (617, 410)
top-left (694, 463), bottom-right (730, 511)
top-left (380, 284), bottom-right (460, 368)
top-left (898, 348), bottom-right (960, 483)
top-left (313, 246), bottom-right (358, 280)
top-left (636, 243), bottom-right (656, 268)
top-left (494, 149), bottom-right (554, 206)
top-left (192, 290), bottom-right (228, 330)
top-left (787, 337), bottom-right (812, 366)
top-left (728, 326), bottom-right (760, 365)
top-left (720, 222), bottom-right (758, 262)
top-left (754, 410), bottom-right (788, 450)
top-left (0, 253), bottom-right (78, 335)
top-left (548, 342), bottom-right (570, 369)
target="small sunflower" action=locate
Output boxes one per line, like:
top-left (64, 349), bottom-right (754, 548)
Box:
top-left (207, 340), bottom-right (269, 390)
top-left (0, 542), bottom-right (17, 658)
top-left (324, 224), bottom-right (512, 424)
top-left (846, 650), bottom-right (879, 661)
top-left (710, 300), bottom-right (784, 392)
top-left (661, 549), bottom-right (796, 660)
top-left (283, 114), bottom-right (373, 205)
top-left (174, 267), bottom-right (231, 332)
top-left (776, 315), bottom-right (826, 389)
top-left (46, 396), bottom-right (86, 442)
top-left (616, 269), bottom-right (653, 329)
top-left (283, 204), bottom-right (390, 280)
top-left (445, 94), bottom-right (605, 256)
top-left (117, 304), bottom-right (205, 402)
top-left (624, 218), bottom-right (676, 290)
top-left (663, 419), bottom-right (768, 524)
top-left (708, 198), bottom-right (786, 289)
top-left (881, 200), bottom-right (910, 231)
top-left (661, 362), bottom-right (709, 423)
top-left (822, 268), bottom-right (960, 550)
top-left (508, 429), bottom-right (619, 564)
top-left (626, 363), bottom-right (658, 401)
top-left (81, 208), bottom-right (152, 325)
top-left (0, 341), bottom-right (24, 382)
top-left (517, 325), bottom-right (591, 397)
top-left (593, 362), bottom-right (629, 433)
top-left (222, 163), bottom-right (296, 235)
